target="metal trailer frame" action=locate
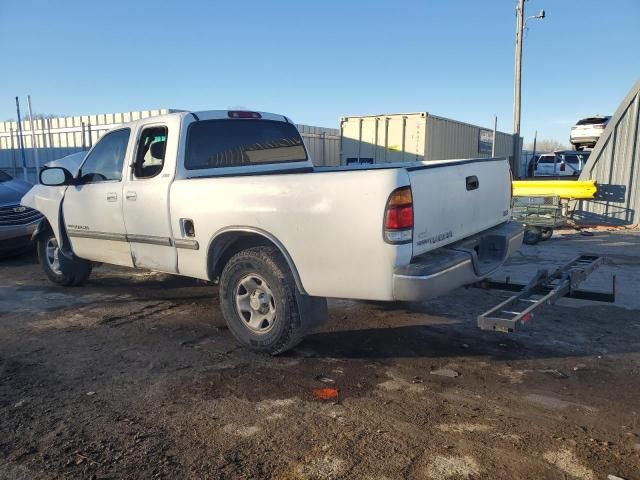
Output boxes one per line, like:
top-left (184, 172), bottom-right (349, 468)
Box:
top-left (512, 195), bottom-right (567, 227)
top-left (476, 255), bottom-right (615, 333)
top-left (512, 195), bottom-right (569, 244)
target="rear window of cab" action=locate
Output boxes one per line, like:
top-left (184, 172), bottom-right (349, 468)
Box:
top-left (185, 119), bottom-right (307, 170)
top-left (577, 117), bottom-right (609, 126)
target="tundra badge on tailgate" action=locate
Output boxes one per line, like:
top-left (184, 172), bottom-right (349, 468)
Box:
top-left (416, 230), bottom-right (453, 246)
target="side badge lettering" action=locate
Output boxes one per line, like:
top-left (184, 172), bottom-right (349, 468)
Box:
top-left (416, 230), bottom-right (453, 247)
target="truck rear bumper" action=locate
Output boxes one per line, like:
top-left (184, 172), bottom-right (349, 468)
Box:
top-left (392, 221), bottom-right (523, 301)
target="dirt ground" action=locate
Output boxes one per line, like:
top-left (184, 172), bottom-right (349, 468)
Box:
top-left (1, 230), bottom-right (639, 480)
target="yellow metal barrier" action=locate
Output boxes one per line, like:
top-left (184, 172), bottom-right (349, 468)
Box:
top-left (512, 180), bottom-right (597, 199)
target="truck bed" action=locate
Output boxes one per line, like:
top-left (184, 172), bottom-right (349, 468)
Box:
top-left (171, 156), bottom-right (513, 300)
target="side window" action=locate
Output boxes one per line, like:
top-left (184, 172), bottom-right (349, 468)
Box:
top-left (80, 129), bottom-right (130, 183)
top-left (134, 126), bottom-right (168, 179)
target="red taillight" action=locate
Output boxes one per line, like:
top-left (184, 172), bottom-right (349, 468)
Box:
top-left (385, 205), bottom-right (413, 229)
top-left (228, 111), bottom-right (262, 119)
top-left (384, 187), bottom-right (413, 243)
top-left (594, 123), bottom-right (606, 129)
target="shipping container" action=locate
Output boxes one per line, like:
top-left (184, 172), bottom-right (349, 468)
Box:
top-left (340, 112), bottom-right (514, 165)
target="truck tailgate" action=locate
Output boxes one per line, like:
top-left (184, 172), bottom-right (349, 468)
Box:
top-left (407, 158), bottom-right (512, 257)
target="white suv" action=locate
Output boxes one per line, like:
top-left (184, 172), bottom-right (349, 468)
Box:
top-left (534, 151), bottom-right (590, 177)
top-left (570, 116), bottom-right (611, 150)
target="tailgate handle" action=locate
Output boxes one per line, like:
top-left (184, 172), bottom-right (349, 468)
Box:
top-left (466, 175), bottom-right (479, 191)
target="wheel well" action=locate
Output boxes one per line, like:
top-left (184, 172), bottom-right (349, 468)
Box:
top-left (207, 231), bottom-right (305, 293)
top-left (32, 217), bottom-right (53, 241)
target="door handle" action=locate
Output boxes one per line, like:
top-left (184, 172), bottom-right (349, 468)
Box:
top-left (466, 175), bottom-right (479, 191)
top-left (106, 192), bottom-right (118, 202)
top-left (125, 191), bottom-right (137, 201)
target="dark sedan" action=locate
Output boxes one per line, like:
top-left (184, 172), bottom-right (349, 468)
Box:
top-left (0, 170), bottom-right (42, 255)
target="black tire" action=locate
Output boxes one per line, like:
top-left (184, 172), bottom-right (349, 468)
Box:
top-left (523, 227), bottom-right (542, 245)
top-left (37, 232), bottom-right (92, 286)
top-left (540, 227), bottom-right (553, 241)
top-left (219, 246), bottom-right (327, 355)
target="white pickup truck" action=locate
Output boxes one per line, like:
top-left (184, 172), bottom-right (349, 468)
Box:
top-left (22, 110), bottom-right (522, 353)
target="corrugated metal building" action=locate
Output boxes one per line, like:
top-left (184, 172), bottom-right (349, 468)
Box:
top-left (295, 124), bottom-right (340, 167)
top-left (340, 112), bottom-right (515, 165)
top-left (576, 80), bottom-right (640, 225)
top-left (0, 109), bottom-right (340, 181)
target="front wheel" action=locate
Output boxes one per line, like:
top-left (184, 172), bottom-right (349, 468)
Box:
top-left (218, 246), bottom-right (327, 354)
top-left (37, 232), bottom-right (92, 286)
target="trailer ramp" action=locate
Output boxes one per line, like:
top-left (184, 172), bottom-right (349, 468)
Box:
top-left (477, 255), bottom-right (614, 333)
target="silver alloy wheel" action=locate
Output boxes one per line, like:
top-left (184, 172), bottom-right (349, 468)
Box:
top-left (46, 237), bottom-right (63, 275)
top-left (234, 274), bottom-right (277, 334)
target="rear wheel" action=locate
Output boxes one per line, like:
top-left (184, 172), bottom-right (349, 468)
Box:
top-left (540, 227), bottom-right (554, 241)
top-left (37, 232), bottom-right (92, 286)
top-left (523, 227), bottom-right (542, 245)
top-left (218, 246), bottom-right (327, 354)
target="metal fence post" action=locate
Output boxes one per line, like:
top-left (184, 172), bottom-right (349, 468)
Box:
top-left (15, 97), bottom-right (28, 181)
top-left (27, 95), bottom-right (40, 182)
top-left (47, 117), bottom-right (53, 153)
top-left (492, 115), bottom-right (497, 157)
top-left (9, 126), bottom-right (17, 177)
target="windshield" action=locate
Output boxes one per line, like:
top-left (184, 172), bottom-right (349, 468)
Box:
top-left (185, 119), bottom-right (308, 170)
top-left (0, 170), bottom-right (13, 182)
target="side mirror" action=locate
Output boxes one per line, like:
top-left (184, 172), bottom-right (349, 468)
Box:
top-left (40, 167), bottom-right (74, 186)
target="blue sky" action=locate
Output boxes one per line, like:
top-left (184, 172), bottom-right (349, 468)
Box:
top-left (0, 0), bottom-right (638, 145)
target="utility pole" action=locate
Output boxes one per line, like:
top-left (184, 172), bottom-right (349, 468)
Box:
top-left (513, 0), bottom-right (525, 134)
top-left (512, 0), bottom-right (545, 178)
top-left (512, 0), bottom-right (525, 178)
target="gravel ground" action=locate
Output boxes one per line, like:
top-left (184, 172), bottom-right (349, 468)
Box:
top-left (1, 230), bottom-right (639, 479)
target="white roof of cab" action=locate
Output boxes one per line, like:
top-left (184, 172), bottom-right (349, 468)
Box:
top-left (104, 110), bottom-right (293, 132)
top-left (190, 110), bottom-right (291, 123)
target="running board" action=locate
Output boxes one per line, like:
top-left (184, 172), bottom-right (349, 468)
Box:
top-left (476, 255), bottom-right (615, 333)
